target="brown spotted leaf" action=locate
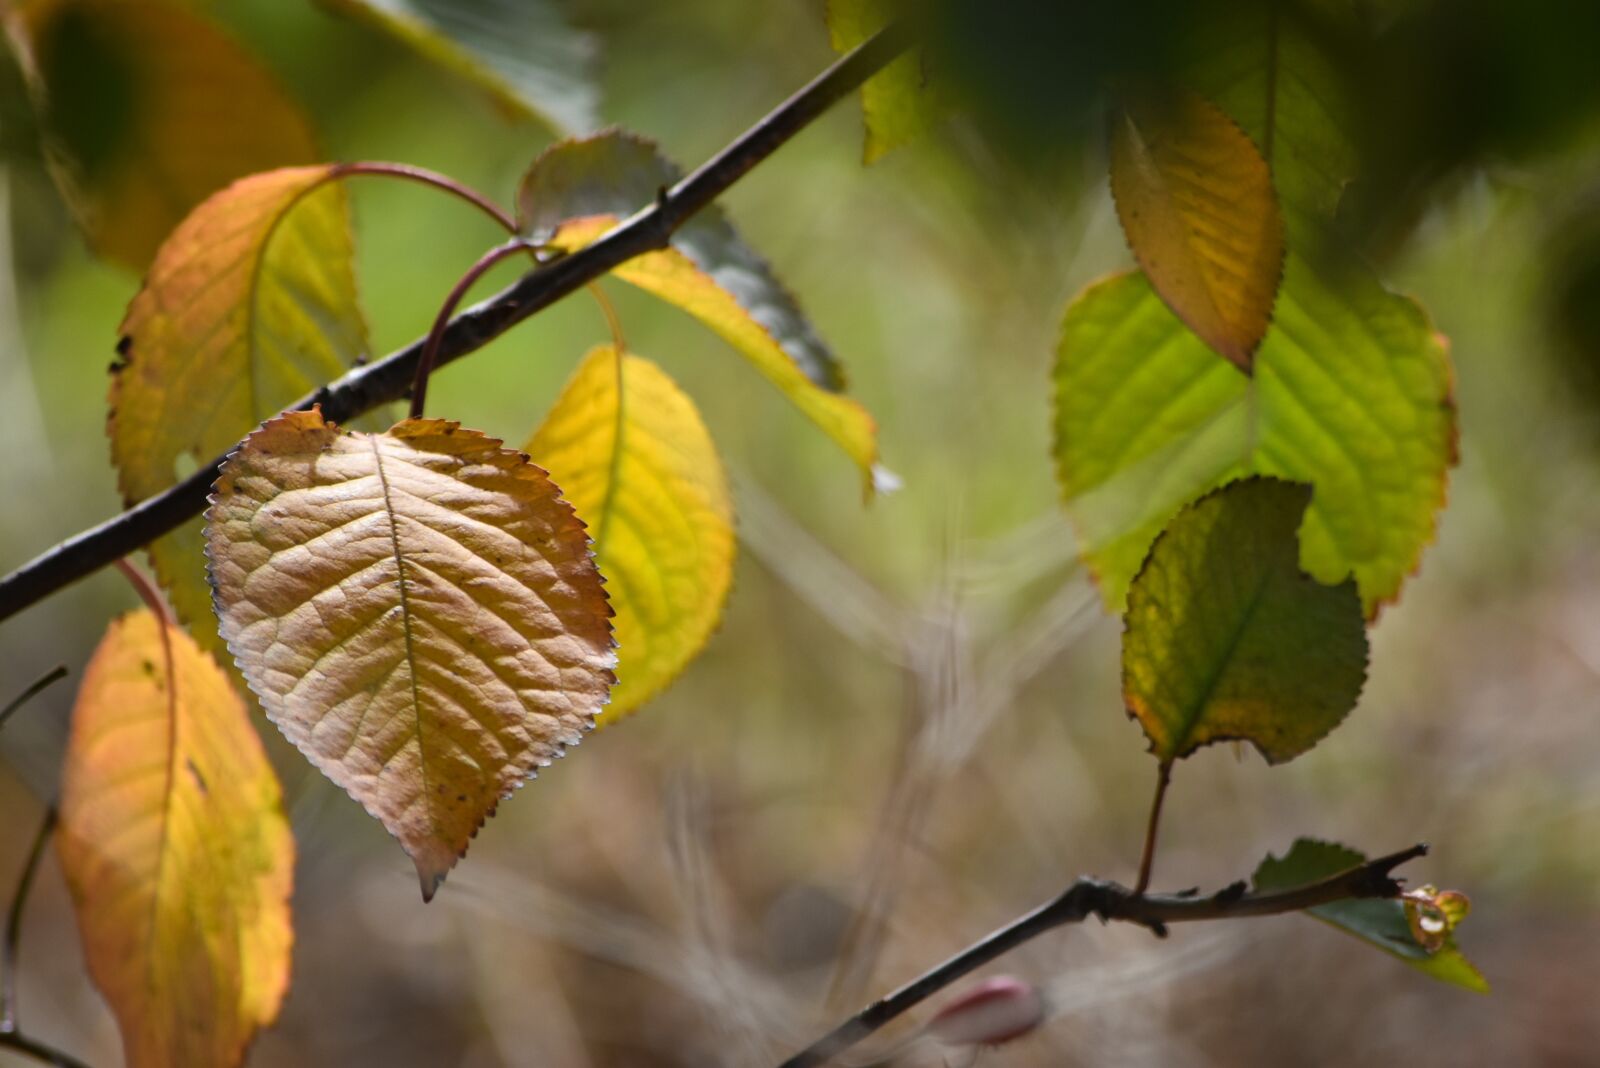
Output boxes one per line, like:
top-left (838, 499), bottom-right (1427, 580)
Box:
top-left (57, 609), bottom-right (294, 1068)
top-left (112, 164), bottom-right (367, 666)
top-left (205, 409), bottom-right (615, 899)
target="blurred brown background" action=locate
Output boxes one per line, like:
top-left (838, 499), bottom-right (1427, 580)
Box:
top-left (3, 1), bottom-right (1599, 1065)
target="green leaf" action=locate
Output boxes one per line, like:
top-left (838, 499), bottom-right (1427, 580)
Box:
top-left (1109, 88), bottom-right (1284, 370)
top-left (111, 166), bottom-right (368, 663)
top-left (315, 0), bottom-right (597, 134)
top-left (1052, 258), bottom-right (1455, 618)
top-left (7, 0), bottom-right (321, 269)
top-left (826, 0), bottom-right (945, 162)
top-left (517, 131), bottom-right (883, 491)
top-left (1254, 839), bottom-right (1490, 993)
top-left (1122, 477), bottom-right (1366, 766)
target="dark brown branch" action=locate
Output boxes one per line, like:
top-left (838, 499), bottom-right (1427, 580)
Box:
top-left (0, 808), bottom-right (92, 1068)
top-left (777, 843), bottom-right (1430, 1068)
top-left (0, 22), bottom-right (915, 623)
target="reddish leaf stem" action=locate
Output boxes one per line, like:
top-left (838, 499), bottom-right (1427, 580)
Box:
top-left (112, 558), bottom-right (171, 629)
top-left (1133, 761), bottom-right (1173, 896)
top-left (332, 161), bottom-right (516, 233)
top-left (409, 238), bottom-right (536, 420)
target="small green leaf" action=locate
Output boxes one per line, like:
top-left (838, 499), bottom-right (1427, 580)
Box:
top-left (316, 0), bottom-right (598, 133)
top-left (1254, 839), bottom-right (1489, 993)
top-left (1121, 477), bottom-right (1366, 766)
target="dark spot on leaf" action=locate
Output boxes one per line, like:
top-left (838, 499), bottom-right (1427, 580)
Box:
top-left (186, 757), bottom-right (208, 795)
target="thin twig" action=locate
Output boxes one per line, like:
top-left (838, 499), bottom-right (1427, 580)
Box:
top-left (0, 666), bottom-right (66, 736)
top-left (0, 22), bottom-right (915, 622)
top-left (1, 809), bottom-right (54, 1031)
top-left (0, 808), bottom-right (92, 1068)
top-left (332, 161), bottom-right (517, 232)
top-left (777, 843), bottom-right (1430, 1068)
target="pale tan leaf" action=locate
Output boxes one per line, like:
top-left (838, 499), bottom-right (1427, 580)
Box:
top-left (205, 409), bottom-right (615, 899)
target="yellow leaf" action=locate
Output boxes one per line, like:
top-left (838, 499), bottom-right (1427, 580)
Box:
top-left (515, 132), bottom-right (883, 494)
top-left (553, 216), bottom-right (879, 490)
top-left (1109, 89), bottom-right (1285, 370)
top-left (205, 409), bottom-right (616, 899)
top-left (6, 0), bottom-right (321, 269)
top-left (111, 164), bottom-right (367, 666)
top-left (527, 346), bottom-right (733, 719)
top-left (57, 609), bottom-right (293, 1068)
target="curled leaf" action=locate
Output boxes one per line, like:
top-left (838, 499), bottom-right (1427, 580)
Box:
top-left (1121, 477), bottom-right (1367, 766)
top-left (1254, 839), bottom-right (1488, 993)
top-left (516, 131), bottom-right (882, 491)
top-left (111, 164), bottom-right (368, 663)
top-left (57, 609), bottom-right (294, 1068)
top-left (205, 409), bottom-right (615, 899)
top-left (527, 346), bottom-right (733, 719)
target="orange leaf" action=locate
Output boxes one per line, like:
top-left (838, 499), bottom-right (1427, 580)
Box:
top-left (57, 609), bottom-right (294, 1068)
top-left (1110, 89), bottom-right (1285, 370)
top-left (6, 0), bottom-right (321, 269)
top-left (111, 164), bottom-right (367, 665)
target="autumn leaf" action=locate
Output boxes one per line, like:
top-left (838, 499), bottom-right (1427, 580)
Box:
top-left (1052, 260), bottom-right (1455, 617)
top-left (205, 409), bottom-right (615, 899)
top-left (527, 346), bottom-right (734, 720)
top-left (1180, 3), bottom-right (1358, 246)
top-left (315, 0), bottom-right (598, 133)
top-left (111, 165), bottom-right (368, 666)
top-left (1253, 838), bottom-right (1489, 992)
top-left (1121, 477), bottom-right (1367, 766)
top-left (4, 0), bottom-right (321, 269)
top-left (826, 0), bottom-right (945, 162)
top-left (516, 131), bottom-right (883, 492)
top-left (1109, 88), bottom-right (1284, 370)
top-left (57, 609), bottom-right (294, 1068)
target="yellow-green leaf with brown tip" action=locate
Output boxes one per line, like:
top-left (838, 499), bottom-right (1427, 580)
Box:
top-left (1122, 477), bottom-right (1367, 766)
top-left (528, 346), bottom-right (734, 720)
top-left (58, 609), bottom-right (294, 1068)
top-left (205, 410), bottom-right (616, 900)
